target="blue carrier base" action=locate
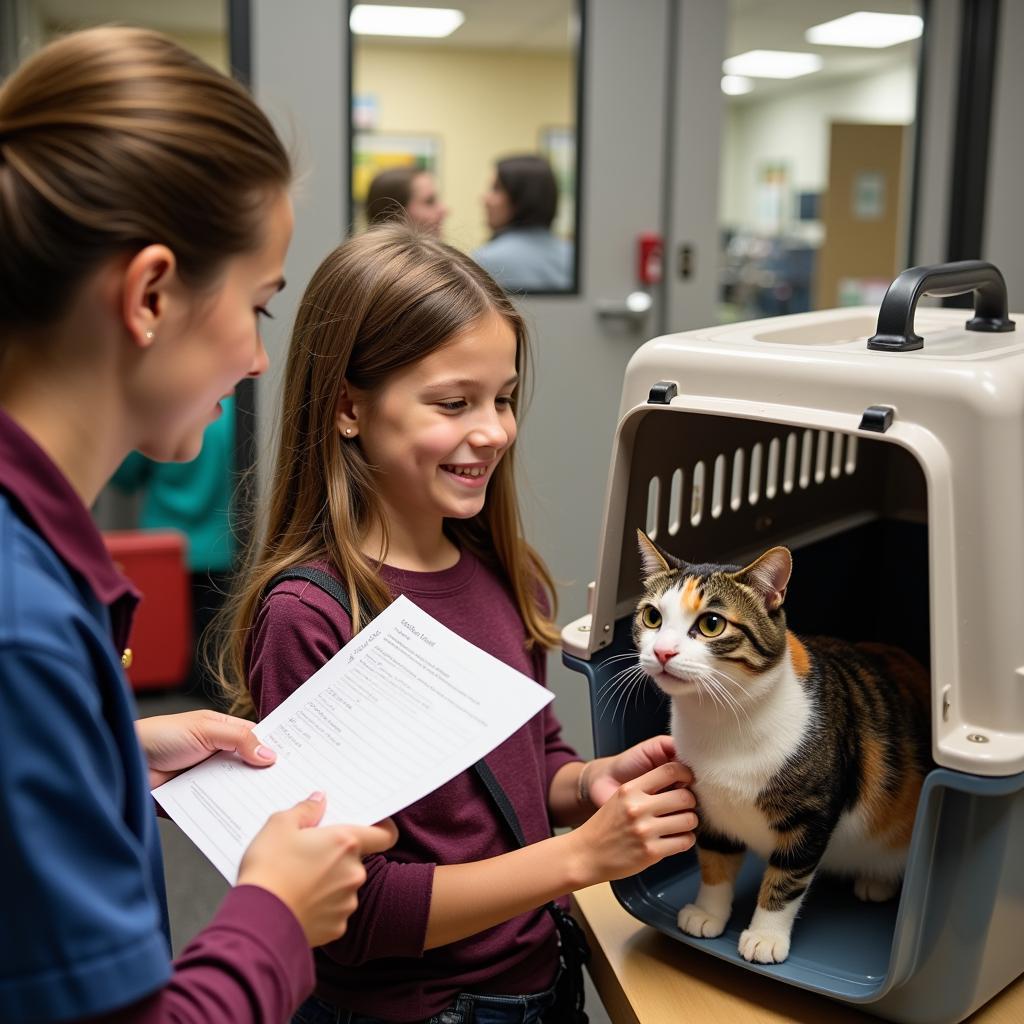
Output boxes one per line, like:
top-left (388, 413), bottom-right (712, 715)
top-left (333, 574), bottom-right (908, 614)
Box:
top-left (564, 619), bottom-right (1024, 1024)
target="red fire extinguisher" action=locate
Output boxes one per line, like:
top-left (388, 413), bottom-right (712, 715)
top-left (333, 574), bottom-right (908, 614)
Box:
top-left (637, 232), bottom-right (664, 287)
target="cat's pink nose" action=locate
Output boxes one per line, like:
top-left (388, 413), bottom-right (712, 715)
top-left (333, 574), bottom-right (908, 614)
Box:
top-left (654, 646), bottom-right (676, 665)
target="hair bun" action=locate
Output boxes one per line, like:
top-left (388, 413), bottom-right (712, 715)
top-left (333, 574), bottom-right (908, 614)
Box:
top-left (0, 26), bottom-right (291, 330)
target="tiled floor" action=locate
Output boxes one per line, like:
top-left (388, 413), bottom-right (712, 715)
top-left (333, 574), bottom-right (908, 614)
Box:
top-left (136, 687), bottom-right (613, 1024)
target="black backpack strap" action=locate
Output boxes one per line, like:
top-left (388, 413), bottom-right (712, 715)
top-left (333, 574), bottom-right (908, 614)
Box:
top-left (472, 759), bottom-right (527, 847)
top-left (263, 566), bottom-right (361, 621)
top-left (473, 761), bottom-right (590, 1023)
top-left (267, 568), bottom-right (588, 1021)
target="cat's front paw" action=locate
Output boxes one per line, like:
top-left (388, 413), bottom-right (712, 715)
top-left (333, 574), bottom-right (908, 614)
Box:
top-left (854, 877), bottom-right (900, 903)
top-left (678, 903), bottom-right (727, 939)
top-left (738, 927), bottom-right (791, 963)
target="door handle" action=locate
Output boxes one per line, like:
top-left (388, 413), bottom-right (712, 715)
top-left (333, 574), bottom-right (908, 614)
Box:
top-left (595, 290), bottom-right (653, 326)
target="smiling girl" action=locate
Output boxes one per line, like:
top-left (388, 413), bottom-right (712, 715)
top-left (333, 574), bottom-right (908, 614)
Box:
top-left (218, 225), bottom-right (698, 1024)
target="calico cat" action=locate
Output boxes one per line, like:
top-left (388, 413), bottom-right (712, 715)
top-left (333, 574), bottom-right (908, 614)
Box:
top-left (632, 529), bottom-right (931, 964)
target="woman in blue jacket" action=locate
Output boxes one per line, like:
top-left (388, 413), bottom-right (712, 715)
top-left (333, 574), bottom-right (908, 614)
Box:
top-left (0, 26), bottom-right (394, 1024)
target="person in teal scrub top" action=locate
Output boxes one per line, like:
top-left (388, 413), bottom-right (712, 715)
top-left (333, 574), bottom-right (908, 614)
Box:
top-left (112, 395), bottom-right (238, 696)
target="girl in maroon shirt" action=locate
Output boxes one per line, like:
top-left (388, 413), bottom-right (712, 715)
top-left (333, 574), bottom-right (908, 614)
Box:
top-left (218, 226), bottom-right (699, 1023)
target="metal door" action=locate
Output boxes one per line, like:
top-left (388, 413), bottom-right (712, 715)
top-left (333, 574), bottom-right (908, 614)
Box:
top-left (248, 0), bottom-right (726, 753)
top-left (513, 1), bottom-right (725, 751)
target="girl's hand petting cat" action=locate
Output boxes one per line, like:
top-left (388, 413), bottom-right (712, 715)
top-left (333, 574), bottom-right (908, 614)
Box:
top-left (585, 735), bottom-right (691, 808)
top-left (566, 761), bottom-right (698, 884)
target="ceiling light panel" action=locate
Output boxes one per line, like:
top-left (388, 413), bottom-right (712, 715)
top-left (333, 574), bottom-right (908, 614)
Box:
top-left (806, 12), bottom-right (923, 48)
top-left (721, 75), bottom-right (754, 96)
top-left (722, 50), bottom-right (824, 79)
top-left (350, 5), bottom-right (465, 38)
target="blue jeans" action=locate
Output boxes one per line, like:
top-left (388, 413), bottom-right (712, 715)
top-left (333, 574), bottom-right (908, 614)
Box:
top-left (293, 981), bottom-right (558, 1024)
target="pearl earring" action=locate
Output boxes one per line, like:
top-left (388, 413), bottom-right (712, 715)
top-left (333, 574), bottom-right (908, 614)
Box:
top-left (344, 428), bottom-right (353, 436)
top-left (145, 330), bottom-right (154, 340)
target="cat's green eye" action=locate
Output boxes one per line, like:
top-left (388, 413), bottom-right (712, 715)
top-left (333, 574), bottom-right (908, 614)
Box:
top-left (640, 605), bottom-right (662, 629)
top-left (696, 613), bottom-right (727, 638)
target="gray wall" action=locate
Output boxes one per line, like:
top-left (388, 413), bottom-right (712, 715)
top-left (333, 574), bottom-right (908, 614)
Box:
top-left (250, 0), bottom-right (348, 504)
top-left (984, 0), bottom-right (1024, 305)
top-left (911, 0), bottom-right (960, 267)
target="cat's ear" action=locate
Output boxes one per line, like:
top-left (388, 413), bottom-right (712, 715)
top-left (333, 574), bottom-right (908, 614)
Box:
top-left (637, 529), bottom-right (672, 578)
top-left (733, 546), bottom-right (792, 611)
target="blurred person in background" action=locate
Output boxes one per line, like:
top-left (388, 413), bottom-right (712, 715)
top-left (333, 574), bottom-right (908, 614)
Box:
top-left (365, 166), bottom-right (448, 237)
top-left (111, 395), bottom-right (238, 699)
top-left (473, 154), bottom-right (573, 292)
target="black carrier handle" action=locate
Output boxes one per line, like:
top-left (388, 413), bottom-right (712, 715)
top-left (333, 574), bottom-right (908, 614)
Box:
top-left (866, 260), bottom-right (1015, 352)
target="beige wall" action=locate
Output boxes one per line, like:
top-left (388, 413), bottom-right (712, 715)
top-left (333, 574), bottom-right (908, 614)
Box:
top-left (354, 43), bottom-right (574, 252)
top-left (721, 62), bottom-right (917, 232)
top-left (43, 20), bottom-right (227, 73)
top-left (164, 30), bottom-right (228, 73)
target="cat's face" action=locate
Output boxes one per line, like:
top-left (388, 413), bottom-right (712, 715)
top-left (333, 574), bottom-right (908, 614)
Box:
top-left (633, 530), bottom-right (792, 702)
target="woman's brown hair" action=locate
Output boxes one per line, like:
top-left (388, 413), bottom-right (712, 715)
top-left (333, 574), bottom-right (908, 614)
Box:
top-left (218, 224), bottom-right (559, 716)
top-left (0, 26), bottom-right (291, 329)
top-left (494, 155), bottom-right (559, 231)
top-left (365, 166), bottom-right (419, 226)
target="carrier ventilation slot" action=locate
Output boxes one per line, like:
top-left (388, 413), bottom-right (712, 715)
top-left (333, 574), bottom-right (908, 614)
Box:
top-left (690, 461), bottom-right (705, 526)
top-left (784, 434), bottom-right (798, 493)
top-left (711, 455), bottom-right (726, 519)
top-left (645, 476), bottom-right (660, 538)
top-left (748, 443), bottom-right (763, 505)
top-left (730, 449), bottom-right (745, 511)
top-left (668, 469), bottom-right (684, 536)
top-left (800, 430), bottom-right (814, 489)
top-left (766, 439), bottom-right (780, 499)
top-left (815, 430), bottom-right (829, 484)
top-left (645, 433), bottom-right (861, 542)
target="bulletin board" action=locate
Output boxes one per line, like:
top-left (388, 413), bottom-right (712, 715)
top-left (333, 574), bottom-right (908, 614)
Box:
top-left (540, 125), bottom-right (576, 241)
top-left (352, 132), bottom-right (441, 204)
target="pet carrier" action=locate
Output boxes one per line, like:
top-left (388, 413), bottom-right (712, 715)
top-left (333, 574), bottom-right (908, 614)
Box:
top-left (563, 261), bottom-right (1024, 1024)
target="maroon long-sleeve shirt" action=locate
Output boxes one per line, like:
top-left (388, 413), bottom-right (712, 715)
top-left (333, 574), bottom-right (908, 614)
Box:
top-left (0, 407), bottom-right (314, 1024)
top-left (88, 887), bottom-right (313, 1022)
top-left (248, 550), bottom-right (581, 1020)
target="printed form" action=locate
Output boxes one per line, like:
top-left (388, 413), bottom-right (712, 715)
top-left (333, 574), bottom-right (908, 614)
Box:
top-left (154, 594), bottom-right (553, 880)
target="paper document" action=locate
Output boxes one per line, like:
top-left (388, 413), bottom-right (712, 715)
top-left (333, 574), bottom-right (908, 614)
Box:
top-left (154, 594), bottom-right (553, 880)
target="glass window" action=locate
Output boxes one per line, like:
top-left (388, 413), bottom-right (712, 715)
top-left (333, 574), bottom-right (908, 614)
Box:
top-left (718, 1), bottom-right (923, 321)
top-left (8, 1), bottom-right (228, 72)
top-left (349, 0), bottom-right (582, 295)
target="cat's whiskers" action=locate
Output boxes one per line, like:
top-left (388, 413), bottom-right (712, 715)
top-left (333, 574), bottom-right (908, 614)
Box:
top-left (705, 663), bottom-right (749, 693)
top-left (693, 671), bottom-right (734, 721)
top-left (597, 662), bottom-right (643, 701)
top-left (701, 666), bottom-right (750, 710)
top-left (609, 675), bottom-right (641, 723)
top-left (600, 652), bottom-right (645, 666)
top-left (598, 663), bottom-right (651, 722)
top-left (700, 673), bottom-right (750, 729)
top-left (674, 659), bottom-right (751, 729)
top-left (618, 668), bottom-right (652, 722)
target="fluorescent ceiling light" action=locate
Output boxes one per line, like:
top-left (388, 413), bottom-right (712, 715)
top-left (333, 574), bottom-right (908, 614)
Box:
top-left (722, 50), bottom-right (823, 79)
top-left (806, 12), bottom-right (923, 48)
top-left (350, 5), bottom-right (465, 38)
top-left (721, 75), bottom-right (754, 96)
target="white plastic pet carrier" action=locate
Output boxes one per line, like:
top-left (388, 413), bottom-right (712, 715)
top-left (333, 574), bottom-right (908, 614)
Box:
top-left (563, 262), bottom-right (1024, 1023)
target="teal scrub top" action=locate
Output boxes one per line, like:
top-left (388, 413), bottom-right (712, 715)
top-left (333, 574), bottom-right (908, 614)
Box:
top-left (111, 396), bottom-right (236, 573)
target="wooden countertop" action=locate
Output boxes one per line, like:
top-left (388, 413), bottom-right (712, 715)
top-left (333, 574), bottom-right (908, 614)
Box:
top-left (572, 883), bottom-right (1024, 1024)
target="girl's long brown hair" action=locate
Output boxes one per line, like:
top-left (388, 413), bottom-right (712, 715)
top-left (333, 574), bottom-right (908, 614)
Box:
top-left (218, 225), bottom-right (559, 716)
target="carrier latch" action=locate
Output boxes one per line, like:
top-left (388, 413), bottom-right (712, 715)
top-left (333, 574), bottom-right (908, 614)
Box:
top-left (648, 380), bottom-right (678, 404)
top-left (859, 405), bottom-right (895, 432)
